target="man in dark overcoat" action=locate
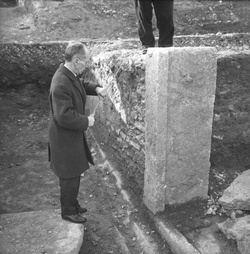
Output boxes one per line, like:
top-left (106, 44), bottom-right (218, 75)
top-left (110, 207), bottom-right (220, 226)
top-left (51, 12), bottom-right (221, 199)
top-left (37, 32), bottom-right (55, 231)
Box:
top-left (48, 41), bottom-right (106, 223)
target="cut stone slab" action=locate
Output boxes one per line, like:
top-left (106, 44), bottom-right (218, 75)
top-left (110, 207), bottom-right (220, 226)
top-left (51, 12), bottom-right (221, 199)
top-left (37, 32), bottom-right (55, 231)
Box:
top-left (218, 215), bottom-right (250, 254)
top-left (154, 216), bottom-right (201, 254)
top-left (144, 47), bottom-right (217, 214)
top-left (0, 209), bottom-right (84, 254)
top-left (218, 169), bottom-right (250, 210)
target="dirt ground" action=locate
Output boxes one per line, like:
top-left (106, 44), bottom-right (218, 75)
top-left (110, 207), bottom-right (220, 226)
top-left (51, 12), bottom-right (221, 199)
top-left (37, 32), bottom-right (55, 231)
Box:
top-left (1, 0), bottom-right (250, 253)
top-left (1, 0), bottom-right (250, 43)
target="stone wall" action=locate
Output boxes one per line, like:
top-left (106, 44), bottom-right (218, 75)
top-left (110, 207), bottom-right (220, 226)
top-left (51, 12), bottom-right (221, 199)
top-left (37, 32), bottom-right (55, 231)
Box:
top-left (1, 42), bottom-right (250, 196)
top-left (90, 50), bottom-right (146, 194)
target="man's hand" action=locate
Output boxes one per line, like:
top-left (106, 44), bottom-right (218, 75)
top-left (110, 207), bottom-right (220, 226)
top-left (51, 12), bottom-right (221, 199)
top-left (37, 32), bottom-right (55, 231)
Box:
top-left (88, 114), bottom-right (95, 127)
top-left (95, 86), bottom-right (108, 98)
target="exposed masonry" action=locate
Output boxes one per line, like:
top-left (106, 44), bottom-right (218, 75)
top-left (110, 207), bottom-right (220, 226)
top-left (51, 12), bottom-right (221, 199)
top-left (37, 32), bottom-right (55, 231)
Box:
top-left (88, 48), bottom-right (250, 213)
top-left (89, 50), bottom-right (146, 194)
top-left (90, 47), bottom-right (217, 214)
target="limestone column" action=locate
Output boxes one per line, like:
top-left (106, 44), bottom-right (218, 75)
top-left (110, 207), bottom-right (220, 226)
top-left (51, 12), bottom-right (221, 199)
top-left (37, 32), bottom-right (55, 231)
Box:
top-left (144, 47), bottom-right (217, 214)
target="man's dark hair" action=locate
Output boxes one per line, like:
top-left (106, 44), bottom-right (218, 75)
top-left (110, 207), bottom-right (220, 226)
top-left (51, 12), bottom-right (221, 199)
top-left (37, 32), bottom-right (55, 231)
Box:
top-left (64, 41), bottom-right (86, 62)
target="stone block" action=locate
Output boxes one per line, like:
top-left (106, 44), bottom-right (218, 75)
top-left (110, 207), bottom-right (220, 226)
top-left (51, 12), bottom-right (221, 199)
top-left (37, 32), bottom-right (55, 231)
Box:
top-left (144, 47), bottom-right (217, 213)
top-left (0, 209), bottom-right (84, 254)
top-left (218, 215), bottom-right (250, 254)
top-left (218, 169), bottom-right (250, 210)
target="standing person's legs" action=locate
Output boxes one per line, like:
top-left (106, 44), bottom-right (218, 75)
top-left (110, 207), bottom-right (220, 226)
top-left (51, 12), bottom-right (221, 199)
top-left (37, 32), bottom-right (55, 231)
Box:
top-left (153, 0), bottom-right (174, 47)
top-left (135, 0), bottom-right (155, 47)
top-left (59, 176), bottom-right (80, 217)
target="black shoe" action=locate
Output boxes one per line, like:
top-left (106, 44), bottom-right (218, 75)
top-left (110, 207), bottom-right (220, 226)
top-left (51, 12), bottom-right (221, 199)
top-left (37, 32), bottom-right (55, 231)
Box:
top-left (142, 46), bottom-right (148, 54)
top-left (62, 214), bottom-right (87, 224)
top-left (142, 45), bottom-right (151, 54)
top-left (77, 205), bottom-right (87, 214)
top-left (142, 45), bottom-right (154, 54)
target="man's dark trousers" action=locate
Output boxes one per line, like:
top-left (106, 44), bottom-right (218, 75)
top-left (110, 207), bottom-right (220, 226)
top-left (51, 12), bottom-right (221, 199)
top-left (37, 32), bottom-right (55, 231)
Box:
top-left (135, 0), bottom-right (174, 47)
top-left (59, 176), bottom-right (81, 216)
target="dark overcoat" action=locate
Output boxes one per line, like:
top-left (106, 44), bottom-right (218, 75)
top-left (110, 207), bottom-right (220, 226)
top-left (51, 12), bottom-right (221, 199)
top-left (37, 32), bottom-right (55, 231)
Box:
top-left (48, 64), bottom-right (98, 179)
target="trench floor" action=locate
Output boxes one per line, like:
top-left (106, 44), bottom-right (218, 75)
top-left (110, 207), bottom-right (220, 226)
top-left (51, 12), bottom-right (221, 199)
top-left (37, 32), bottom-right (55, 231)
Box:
top-left (0, 85), bottom-right (174, 254)
top-left (0, 84), bottom-right (242, 254)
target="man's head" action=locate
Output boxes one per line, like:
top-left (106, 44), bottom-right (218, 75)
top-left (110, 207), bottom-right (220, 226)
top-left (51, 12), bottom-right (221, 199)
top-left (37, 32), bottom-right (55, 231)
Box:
top-left (64, 41), bottom-right (90, 75)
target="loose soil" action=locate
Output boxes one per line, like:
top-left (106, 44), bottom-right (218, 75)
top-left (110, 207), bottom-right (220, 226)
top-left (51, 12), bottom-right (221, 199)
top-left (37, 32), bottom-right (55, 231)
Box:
top-left (1, 0), bottom-right (250, 253)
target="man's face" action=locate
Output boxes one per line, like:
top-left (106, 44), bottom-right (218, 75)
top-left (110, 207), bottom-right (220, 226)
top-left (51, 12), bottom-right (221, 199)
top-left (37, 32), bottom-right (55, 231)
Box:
top-left (74, 50), bottom-right (91, 75)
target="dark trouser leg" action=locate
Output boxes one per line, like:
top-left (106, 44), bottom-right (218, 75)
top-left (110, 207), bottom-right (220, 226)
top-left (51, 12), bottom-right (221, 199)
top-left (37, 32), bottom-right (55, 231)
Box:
top-left (153, 0), bottom-right (174, 47)
top-left (59, 176), bottom-right (80, 216)
top-left (135, 0), bottom-right (155, 47)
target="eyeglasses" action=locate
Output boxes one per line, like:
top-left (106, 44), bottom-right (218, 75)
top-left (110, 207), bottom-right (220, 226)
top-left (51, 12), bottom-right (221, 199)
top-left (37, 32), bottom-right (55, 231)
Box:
top-left (77, 57), bottom-right (93, 65)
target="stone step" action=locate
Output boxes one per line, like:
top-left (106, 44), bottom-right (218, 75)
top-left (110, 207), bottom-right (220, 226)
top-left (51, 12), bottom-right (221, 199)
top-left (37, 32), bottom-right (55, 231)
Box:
top-left (0, 209), bottom-right (84, 254)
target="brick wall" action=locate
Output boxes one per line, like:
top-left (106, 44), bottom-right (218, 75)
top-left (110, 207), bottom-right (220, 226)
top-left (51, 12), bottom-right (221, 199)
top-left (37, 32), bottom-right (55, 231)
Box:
top-left (90, 50), bottom-right (146, 193)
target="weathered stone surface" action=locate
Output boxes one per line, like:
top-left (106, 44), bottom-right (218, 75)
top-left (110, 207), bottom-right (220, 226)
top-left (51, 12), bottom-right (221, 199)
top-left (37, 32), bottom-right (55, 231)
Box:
top-left (143, 48), bottom-right (169, 213)
top-left (218, 169), bottom-right (250, 210)
top-left (0, 209), bottom-right (84, 254)
top-left (218, 215), bottom-right (250, 254)
top-left (144, 47), bottom-right (217, 213)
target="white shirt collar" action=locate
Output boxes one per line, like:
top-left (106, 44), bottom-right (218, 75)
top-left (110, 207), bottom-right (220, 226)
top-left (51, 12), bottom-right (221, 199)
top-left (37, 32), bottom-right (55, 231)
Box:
top-left (64, 64), bottom-right (77, 76)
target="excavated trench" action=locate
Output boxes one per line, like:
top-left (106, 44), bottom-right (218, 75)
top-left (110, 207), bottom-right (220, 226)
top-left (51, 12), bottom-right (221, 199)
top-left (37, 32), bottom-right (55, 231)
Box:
top-left (1, 39), bottom-right (250, 254)
top-left (1, 1), bottom-right (250, 253)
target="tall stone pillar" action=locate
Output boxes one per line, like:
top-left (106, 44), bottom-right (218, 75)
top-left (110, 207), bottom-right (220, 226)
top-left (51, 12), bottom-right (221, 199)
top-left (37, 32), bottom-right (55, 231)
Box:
top-left (144, 47), bottom-right (217, 214)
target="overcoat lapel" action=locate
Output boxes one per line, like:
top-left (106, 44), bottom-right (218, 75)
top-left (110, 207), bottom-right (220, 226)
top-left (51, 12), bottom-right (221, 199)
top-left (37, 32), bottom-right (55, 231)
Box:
top-left (73, 78), bottom-right (83, 96)
top-left (59, 64), bottom-right (85, 100)
top-left (74, 77), bottom-right (86, 104)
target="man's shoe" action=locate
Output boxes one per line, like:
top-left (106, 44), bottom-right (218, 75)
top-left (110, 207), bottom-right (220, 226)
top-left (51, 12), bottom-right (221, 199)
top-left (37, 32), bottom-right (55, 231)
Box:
top-left (62, 214), bottom-right (87, 224)
top-left (142, 45), bottom-right (149, 54)
top-left (142, 45), bottom-right (154, 54)
top-left (77, 205), bottom-right (87, 214)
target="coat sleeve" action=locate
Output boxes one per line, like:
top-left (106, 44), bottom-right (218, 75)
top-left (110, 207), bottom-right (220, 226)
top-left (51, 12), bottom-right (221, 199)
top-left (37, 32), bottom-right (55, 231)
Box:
top-left (50, 82), bottom-right (89, 131)
top-left (83, 80), bottom-right (100, 96)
